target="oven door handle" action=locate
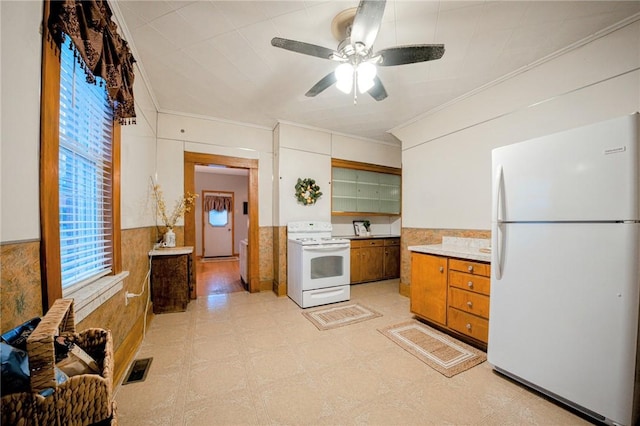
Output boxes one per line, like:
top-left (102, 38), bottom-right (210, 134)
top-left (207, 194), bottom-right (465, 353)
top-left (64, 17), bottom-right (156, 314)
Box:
top-left (303, 244), bottom-right (351, 251)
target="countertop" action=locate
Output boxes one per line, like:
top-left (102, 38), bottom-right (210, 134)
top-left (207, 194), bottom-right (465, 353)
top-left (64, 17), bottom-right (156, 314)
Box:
top-left (149, 246), bottom-right (194, 256)
top-left (335, 234), bottom-right (401, 240)
top-left (409, 237), bottom-right (491, 262)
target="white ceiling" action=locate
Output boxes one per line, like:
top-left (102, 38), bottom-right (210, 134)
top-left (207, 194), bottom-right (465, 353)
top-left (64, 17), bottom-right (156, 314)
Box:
top-left (113, 1), bottom-right (640, 144)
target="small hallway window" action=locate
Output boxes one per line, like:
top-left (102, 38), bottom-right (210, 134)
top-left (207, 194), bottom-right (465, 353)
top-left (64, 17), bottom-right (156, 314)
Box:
top-left (208, 209), bottom-right (228, 227)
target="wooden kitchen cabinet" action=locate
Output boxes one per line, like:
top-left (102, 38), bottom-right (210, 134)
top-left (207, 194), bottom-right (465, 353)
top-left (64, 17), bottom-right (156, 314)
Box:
top-left (410, 252), bottom-right (491, 347)
top-left (360, 241), bottom-right (384, 282)
top-left (410, 253), bottom-right (448, 325)
top-left (350, 238), bottom-right (400, 284)
top-left (350, 247), bottom-right (362, 284)
top-left (331, 159), bottom-right (402, 215)
top-left (383, 238), bottom-right (401, 279)
top-left (150, 249), bottom-right (193, 314)
top-left (447, 259), bottom-right (491, 343)
top-left (351, 239), bottom-right (383, 283)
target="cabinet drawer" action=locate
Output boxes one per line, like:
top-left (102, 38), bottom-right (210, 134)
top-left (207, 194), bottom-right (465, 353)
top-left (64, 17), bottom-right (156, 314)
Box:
top-left (448, 287), bottom-right (489, 319)
top-left (449, 271), bottom-right (491, 296)
top-left (351, 239), bottom-right (384, 248)
top-left (449, 258), bottom-right (490, 277)
top-left (448, 308), bottom-right (489, 343)
top-left (384, 238), bottom-right (400, 246)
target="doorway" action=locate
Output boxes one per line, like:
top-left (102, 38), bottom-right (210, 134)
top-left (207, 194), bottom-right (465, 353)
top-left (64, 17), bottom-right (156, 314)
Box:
top-left (184, 152), bottom-right (259, 294)
top-left (202, 191), bottom-right (234, 258)
top-left (195, 169), bottom-right (246, 295)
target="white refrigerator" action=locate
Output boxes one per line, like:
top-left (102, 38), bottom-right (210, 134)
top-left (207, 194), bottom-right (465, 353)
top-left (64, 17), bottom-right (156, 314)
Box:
top-left (489, 113), bottom-right (640, 426)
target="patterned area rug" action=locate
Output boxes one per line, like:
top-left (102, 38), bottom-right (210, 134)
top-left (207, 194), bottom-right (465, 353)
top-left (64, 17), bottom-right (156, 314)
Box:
top-left (302, 303), bottom-right (382, 331)
top-left (378, 320), bottom-right (486, 377)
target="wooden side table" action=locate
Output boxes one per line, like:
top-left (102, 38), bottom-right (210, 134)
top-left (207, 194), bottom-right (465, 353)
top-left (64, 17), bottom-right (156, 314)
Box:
top-left (148, 246), bottom-right (194, 314)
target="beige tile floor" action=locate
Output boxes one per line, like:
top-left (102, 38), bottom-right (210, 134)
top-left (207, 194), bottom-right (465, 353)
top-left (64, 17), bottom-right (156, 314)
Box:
top-left (115, 279), bottom-right (590, 425)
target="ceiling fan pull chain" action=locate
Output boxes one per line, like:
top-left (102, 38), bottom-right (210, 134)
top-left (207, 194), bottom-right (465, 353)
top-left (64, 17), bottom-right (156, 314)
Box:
top-left (353, 72), bottom-right (358, 105)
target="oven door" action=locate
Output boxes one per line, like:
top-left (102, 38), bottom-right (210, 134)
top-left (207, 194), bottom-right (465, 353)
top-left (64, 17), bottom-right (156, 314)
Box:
top-left (301, 243), bottom-right (350, 290)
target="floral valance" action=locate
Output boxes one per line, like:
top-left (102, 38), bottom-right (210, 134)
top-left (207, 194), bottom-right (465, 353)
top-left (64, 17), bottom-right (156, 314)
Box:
top-left (204, 195), bottom-right (232, 212)
top-left (47, 0), bottom-right (136, 124)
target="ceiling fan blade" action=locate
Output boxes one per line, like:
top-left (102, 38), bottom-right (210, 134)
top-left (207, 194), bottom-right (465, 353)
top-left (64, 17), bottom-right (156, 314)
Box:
top-left (376, 44), bottom-right (445, 66)
top-left (368, 76), bottom-right (387, 101)
top-left (305, 72), bottom-right (338, 97)
top-left (271, 37), bottom-right (337, 60)
top-left (350, 0), bottom-right (386, 50)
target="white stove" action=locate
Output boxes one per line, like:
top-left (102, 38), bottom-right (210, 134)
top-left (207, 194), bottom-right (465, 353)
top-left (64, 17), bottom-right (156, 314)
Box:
top-left (290, 236), bottom-right (351, 246)
top-left (287, 221), bottom-right (351, 308)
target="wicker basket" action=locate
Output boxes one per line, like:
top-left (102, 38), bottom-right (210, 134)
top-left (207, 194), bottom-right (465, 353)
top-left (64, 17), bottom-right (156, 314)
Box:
top-left (1, 299), bottom-right (116, 426)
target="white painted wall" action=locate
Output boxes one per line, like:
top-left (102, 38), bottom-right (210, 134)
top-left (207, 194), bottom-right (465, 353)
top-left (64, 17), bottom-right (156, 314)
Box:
top-left (0, 1), bottom-right (159, 243)
top-left (1, 1), bottom-right (43, 242)
top-left (272, 126), bottom-right (280, 227)
top-left (154, 138), bottom-right (186, 229)
top-left (274, 122), bottom-right (402, 227)
top-left (395, 20), bottom-right (640, 231)
top-left (195, 173), bottom-right (249, 256)
top-left (157, 113), bottom-right (273, 227)
top-left (276, 123), bottom-right (332, 225)
top-left (120, 73), bottom-right (160, 230)
top-left (331, 133), bottom-right (401, 168)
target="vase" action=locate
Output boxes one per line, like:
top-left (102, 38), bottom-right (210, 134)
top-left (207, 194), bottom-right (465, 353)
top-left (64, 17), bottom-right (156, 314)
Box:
top-left (163, 228), bottom-right (176, 248)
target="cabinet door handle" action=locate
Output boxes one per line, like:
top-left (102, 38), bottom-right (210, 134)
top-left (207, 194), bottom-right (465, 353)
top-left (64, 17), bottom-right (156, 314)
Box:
top-left (466, 323), bottom-right (472, 330)
top-left (467, 281), bottom-right (473, 288)
top-left (467, 301), bottom-right (473, 308)
top-left (468, 265), bottom-right (474, 272)
top-left (439, 266), bottom-right (444, 273)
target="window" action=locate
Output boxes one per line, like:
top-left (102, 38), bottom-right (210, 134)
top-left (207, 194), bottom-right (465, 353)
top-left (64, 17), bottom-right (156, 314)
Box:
top-left (40, 32), bottom-right (122, 307)
top-left (58, 36), bottom-right (114, 291)
top-left (208, 210), bottom-right (228, 227)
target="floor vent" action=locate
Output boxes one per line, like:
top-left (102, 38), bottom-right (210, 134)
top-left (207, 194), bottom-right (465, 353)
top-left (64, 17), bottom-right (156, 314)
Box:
top-left (123, 357), bottom-right (153, 385)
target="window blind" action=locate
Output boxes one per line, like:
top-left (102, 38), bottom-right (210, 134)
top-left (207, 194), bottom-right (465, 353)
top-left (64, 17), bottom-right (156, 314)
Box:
top-left (59, 35), bottom-right (114, 290)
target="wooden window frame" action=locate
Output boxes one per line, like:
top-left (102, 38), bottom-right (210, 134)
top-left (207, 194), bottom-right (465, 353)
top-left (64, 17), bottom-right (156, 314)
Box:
top-left (40, 6), bottom-right (121, 310)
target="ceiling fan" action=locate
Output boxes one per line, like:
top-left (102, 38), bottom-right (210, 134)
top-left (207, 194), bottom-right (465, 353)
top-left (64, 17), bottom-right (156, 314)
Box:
top-left (271, 0), bottom-right (445, 103)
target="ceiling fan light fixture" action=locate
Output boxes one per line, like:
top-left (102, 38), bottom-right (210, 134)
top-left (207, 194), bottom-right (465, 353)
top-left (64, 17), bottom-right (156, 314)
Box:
top-left (356, 62), bottom-right (376, 93)
top-left (271, 1), bottom-right (444, 101)
top-left (335, 63), bottom-right (354, 94)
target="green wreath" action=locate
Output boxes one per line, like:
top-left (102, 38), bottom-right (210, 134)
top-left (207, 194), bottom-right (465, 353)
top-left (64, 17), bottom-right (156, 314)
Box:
top-left (295, 178), bottom-right (323, 205)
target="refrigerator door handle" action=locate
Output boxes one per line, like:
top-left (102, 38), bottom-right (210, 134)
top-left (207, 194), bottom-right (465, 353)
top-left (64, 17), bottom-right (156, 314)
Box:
top-left (493, 165), bottom-right (504, 280)
top-left (493, 165), bottom-right (503, 223)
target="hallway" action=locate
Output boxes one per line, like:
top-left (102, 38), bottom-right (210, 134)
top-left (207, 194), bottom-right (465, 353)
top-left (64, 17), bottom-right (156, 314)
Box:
top-left (196, 257), bottom-right (245, 296)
